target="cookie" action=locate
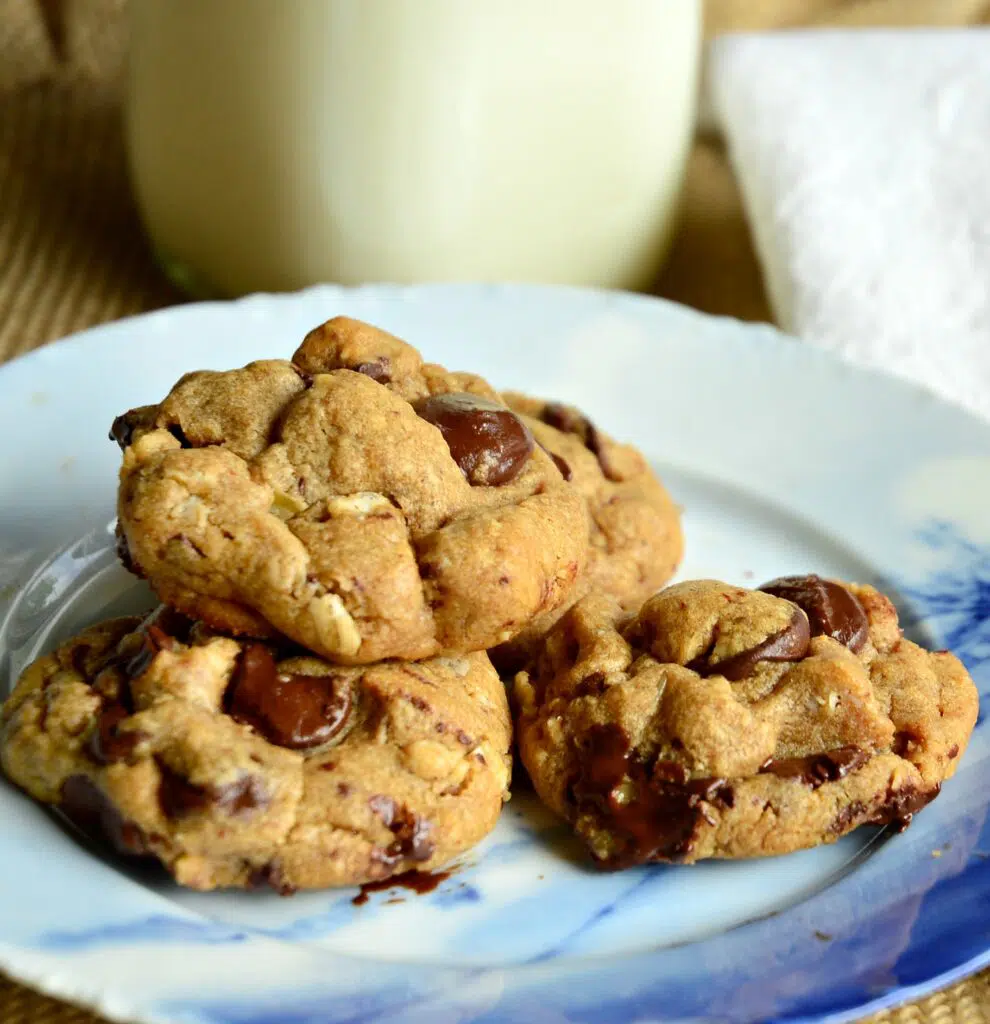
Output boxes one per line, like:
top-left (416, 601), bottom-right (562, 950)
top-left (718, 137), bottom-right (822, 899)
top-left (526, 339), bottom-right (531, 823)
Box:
top-left (514, 576), bottom-right (978, 868)
top-left (112, 317), bottom-right (589, 663)
top-left (1, 609), bottom-right (512, 892)
top-left (493, 393), bottom-right (683, 668)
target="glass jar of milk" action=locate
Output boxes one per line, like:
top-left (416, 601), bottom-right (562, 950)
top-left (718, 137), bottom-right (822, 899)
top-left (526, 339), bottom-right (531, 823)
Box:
top-left (127, 0), bottom-right (702, 297)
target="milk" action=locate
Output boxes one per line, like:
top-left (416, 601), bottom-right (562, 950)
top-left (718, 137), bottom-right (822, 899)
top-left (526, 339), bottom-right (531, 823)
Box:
top-left (127, 0), bottom-right (702, 296)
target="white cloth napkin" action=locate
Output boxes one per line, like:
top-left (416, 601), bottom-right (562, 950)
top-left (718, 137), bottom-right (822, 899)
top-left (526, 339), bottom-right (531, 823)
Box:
top-left (707, 29), bottom-right (990, 422)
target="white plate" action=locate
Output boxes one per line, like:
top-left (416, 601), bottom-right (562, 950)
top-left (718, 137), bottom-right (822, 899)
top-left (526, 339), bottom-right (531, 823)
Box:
top-left (1, 283), bottom-right (989, 1024)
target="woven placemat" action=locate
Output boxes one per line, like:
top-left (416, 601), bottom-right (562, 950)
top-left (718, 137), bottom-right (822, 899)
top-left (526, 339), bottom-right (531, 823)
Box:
top-left (2, 2), bottom-right (990, 1022)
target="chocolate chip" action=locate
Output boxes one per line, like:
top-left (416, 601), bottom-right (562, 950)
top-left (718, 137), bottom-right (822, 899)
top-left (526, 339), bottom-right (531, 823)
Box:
top-left (539, 403), bottom-right (620, 482)
top-left (759, 746), bottom-right (869, 788)
top-left (830, 799), bottom-right (867, 836)
top-left (248, 861), bottom-right (297, 896)
top-left (86, 702), bottom-right (140, 765)
top-left (575, 671), bottom-right (608, 697)
top-left (689, 609), bottom-right (811, 681)
top-left (225, 644), bottom-right (351, 751)
top-left (570, 724), bottom-right (732, 869)
top-left (416, 392), bottom-right (534, 486)
top-left (120, 624), bottom-right (173, 684)
top-left (143, 606), bottom-right (195, 645)
top-left (550, 452), bottom-right (573, 481)
top-left (158, 763), bottom-right (212, 817)
top-left (60, 775), bottom-right (149, 856)
top-left (369, 795), bottom-right (434, 865)
top-left (352, 358), bottom-right (391, 383)
top-left (158, 761), bottom-right (267, 819)
top-left (759, 575), bottom-right (869, 653)
top-left (369, 793), bottom-right (397, 826)
top-left (892, 730), bottom-right (919, 757)
top-left (870, 783), bottom-right (940, 832)
top-left (292, 366), bottom-right (315, 388)
top-left (108, 406), bottom-right (156, 449)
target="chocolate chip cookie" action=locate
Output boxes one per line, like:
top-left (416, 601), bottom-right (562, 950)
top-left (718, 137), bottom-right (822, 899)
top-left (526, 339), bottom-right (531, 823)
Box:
top-left (112, 317), bottom-right (589, 663)
top-left (514, 576), bottom-right (978, 868)
top-left (493, 394), bottom-right (683, 668)
top-left (1, 609), bottom-right (512, 891)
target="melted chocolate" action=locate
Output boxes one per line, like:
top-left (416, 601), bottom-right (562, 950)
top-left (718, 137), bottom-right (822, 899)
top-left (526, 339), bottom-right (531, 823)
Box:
top-left (248, 861), bottom-right (298, 896)
top-left (60, 775), bottom-right (149, 856)
top-left (158, 762), bottom-right (267, 819)
top-left (539, 403), bottom-right (620, 481)
top-left (760, 745), bottom-right (869, 788)
top-left (550, 451), bottom-right (573, 481)
top-left (226, 644), bottom-right (351, 750)
top-left (690, 609), bottom-right (811, 681)
top-left (871, 784), bottom-right (940, 832)
top-left (86, 702), bottom-right (140, 765)
top-left (759, 575), bottom-right (869, 653)
top-left (352, 358), bottom-right (391, 383)
top-left (351, 869), bottom-right (451, 906)
top-left (119, 624), bottom-right (174, 683)
top-left (416, 392), bottom-right (534, 486)
top-left (108, 405), bottom-right (156, 449)
top-left (369, 794), bottom-right (435, 865)
top-left (570, 724), bottom-right (733, 869)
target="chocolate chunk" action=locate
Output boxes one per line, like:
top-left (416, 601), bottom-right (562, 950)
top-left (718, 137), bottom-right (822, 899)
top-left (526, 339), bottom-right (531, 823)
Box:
top-left (142, 606), bottom-right (195, 645)
top-left (248, 861), bottom-right (298, 896)
top-left (550, 452), bottom-right (573, 481)
top-left (539, 403), bottom-right (620, 482)
top-left (60, 775), bottom-right (149, 856)
top-left (870, 783), bottom-right (940, 832)
top-left (830, 799), bottom-right (867, 836)
top-left (352, 358), bottom-right (391, 383)
top-left (225, 644), bottom-right (351, 750)
top-left (86, 702), bottom-right (140, 765)
top-left (119, 623), bottom-right (174, 683)
top-left (158, 763), bottom-right (213, 818)
top-left (689, 609), bottom-right (810, 681)
top-left (759, 575), bottom-right (869, 653)
top-left (570, 724), bottom-right (732, 869)
top-left (108, 405), bottom-right (156, 449)
top-left (217, 776), bottom-right (268, 815)
top-left (760, 745), bottom-right (869, 788)
top-left (535, 441), bottom-right (573, 481)
top-left (892, 730), bottom-right (919, 757)
top-left (575, 671), bottom-right (608, 697)
top-left (369, 795), bottom-right (435, 865)
top-left (416, 392), bottom-right (534, 486)
top-left (158, 761), bottom-right (267, 819)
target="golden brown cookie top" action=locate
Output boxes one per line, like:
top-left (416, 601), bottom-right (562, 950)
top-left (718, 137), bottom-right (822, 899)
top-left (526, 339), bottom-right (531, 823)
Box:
top-left (515, 576), bottom-right (978, 869)
top-left (112, 318), bottom-right (589, 662)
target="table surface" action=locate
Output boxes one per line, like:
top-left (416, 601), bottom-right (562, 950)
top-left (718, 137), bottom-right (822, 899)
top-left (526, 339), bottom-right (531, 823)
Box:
top-left (3, 1), bottom-right (990, 1022)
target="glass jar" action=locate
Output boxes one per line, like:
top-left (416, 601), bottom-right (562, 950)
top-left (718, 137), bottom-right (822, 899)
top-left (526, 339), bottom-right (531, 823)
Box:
top-left (126, 0), bottom-right (702, 296)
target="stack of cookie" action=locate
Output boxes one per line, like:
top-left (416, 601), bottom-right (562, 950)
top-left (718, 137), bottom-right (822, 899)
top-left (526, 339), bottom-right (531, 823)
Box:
top-left (0, 316), bottom-right (977, 892)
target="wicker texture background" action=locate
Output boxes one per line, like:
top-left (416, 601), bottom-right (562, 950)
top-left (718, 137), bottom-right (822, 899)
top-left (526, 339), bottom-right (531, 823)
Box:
top-left (2, 1), bottom-right (990, 1021)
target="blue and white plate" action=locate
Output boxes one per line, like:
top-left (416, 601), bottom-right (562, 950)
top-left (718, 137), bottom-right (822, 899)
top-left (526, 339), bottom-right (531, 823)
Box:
top-left (1, 284), bottom-right (989, 1024)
